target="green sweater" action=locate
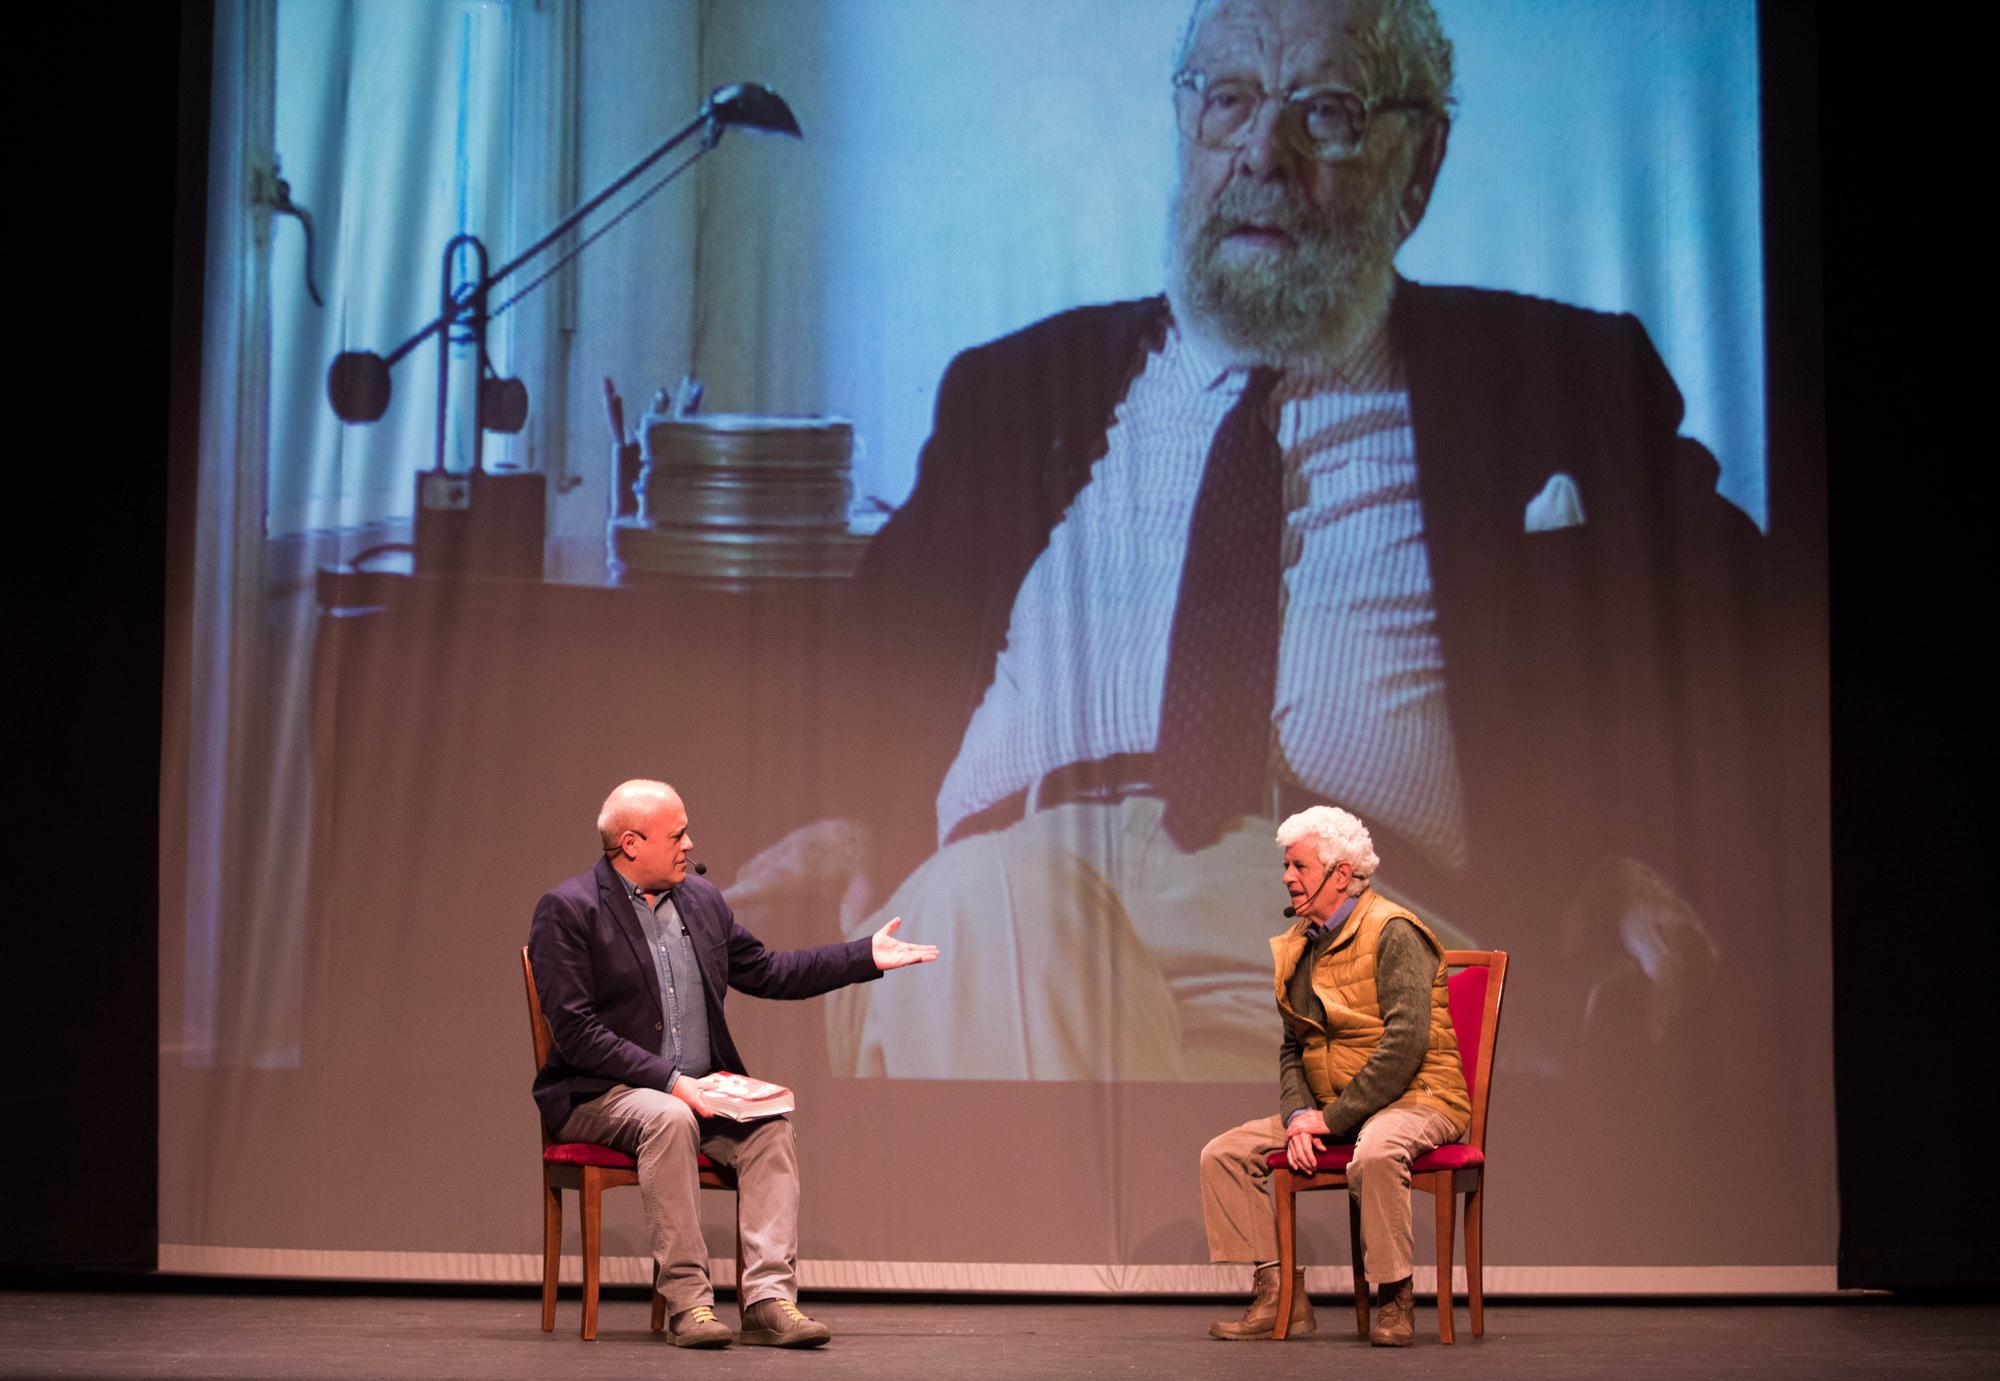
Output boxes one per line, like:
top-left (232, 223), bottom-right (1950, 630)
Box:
top-left (1278, 917), bottom-right (1433, 1139)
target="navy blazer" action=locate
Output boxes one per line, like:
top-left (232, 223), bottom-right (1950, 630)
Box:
top-left (528, 857), bottom-right (881, 1137)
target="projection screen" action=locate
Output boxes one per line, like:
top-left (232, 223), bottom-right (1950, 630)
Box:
top-left (162, 0), bottom-right (1833, 1292)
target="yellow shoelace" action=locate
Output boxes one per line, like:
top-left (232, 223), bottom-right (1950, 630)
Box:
top-left (775, 1300), bottom-right (809, 1322)
top-left (685, 1306), bottom-right (719, 1325)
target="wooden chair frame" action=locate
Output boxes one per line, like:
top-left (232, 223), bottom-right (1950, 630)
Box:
top-left (521, 947), bottom-right (737, 1340)
top-left (1271, 949), bottom-right (1508, 1344)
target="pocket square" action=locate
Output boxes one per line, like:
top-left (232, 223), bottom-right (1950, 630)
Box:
top-left (1524, 471), bottom-right (1587, 532)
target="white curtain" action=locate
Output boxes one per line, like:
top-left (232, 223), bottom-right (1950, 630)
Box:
top-left (171, 0), bottom-right (526, 1070)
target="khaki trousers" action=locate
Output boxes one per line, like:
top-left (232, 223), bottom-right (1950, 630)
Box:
top-left (1200, 1105), bottom-right (1463, 1285)
top-left (559, 1085), bottom-right (800, 1314)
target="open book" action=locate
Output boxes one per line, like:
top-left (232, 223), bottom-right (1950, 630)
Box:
top-left (689, 1071), bottom-right (795, 1122)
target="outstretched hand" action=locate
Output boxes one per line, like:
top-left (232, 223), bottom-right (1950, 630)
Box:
top-left (871, 916), bottom-right (939, 971)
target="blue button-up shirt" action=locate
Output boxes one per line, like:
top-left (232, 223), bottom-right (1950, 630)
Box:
top-left (618, 874), bottom-right (712, 1086)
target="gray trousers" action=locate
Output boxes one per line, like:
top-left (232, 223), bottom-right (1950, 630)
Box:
top-left (559, 1085), bottom-right (800, 1314)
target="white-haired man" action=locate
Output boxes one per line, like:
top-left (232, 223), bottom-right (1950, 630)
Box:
top-left (1199, 805), bottom-right (1468, 1346)
top-left (528, 780), bottom-right (935, 1348)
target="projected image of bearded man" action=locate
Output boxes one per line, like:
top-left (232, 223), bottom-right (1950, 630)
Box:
top-left (734, 0), bottom-right (1766, 1085)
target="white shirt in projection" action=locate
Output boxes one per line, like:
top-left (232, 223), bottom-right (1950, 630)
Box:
top-left (934, 322), bottom-right (1469, 870)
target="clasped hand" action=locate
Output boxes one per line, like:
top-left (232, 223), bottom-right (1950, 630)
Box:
top-left (1286, 1108), bottom-right (1331, 1173)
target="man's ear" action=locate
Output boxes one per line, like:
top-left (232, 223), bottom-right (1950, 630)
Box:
top-left (1396, 116), bottom-right (1449, 241)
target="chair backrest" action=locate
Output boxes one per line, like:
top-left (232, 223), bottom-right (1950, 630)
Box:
top-left (521, 946), bottom-right (555, 1072)
top-left (521, 948), bottom-right (559, 1148)
top-left (1440, 950), bottom-right (1508, 1153)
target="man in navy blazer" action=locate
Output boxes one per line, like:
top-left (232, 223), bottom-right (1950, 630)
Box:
top-left (529, 779), bottom-right (935, 1348)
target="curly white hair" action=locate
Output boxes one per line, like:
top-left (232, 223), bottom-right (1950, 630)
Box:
top-left (1274, 805), bottom-right (1379, 894)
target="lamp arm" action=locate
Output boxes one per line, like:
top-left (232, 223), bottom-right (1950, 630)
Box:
top-left (329, 82), bottom-right (800, 424)
top-left (379, 112), bottom-right (715, 369)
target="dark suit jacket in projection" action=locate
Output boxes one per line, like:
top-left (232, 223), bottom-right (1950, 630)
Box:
top-left (840, 282), bottom-right (1772, 1013)
top-left (528, 858), bottom-right (881, 1137)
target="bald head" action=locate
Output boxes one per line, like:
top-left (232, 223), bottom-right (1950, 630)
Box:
top-left (597, 779), bottom-right (695, 891)
top-left (597, 779), bottom-right (679, 849)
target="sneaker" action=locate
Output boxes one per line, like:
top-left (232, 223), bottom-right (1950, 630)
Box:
top-left (739, 1297), bottom-right (832, 1348)
top-left (668, 1303), bottom-right (733, 1348)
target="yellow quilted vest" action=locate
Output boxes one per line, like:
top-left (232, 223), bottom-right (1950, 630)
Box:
top-left (1269, 886), bottom-right (1471, 1127)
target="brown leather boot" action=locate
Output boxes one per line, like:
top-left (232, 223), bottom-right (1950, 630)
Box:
top-left (1369, 1276), bottom-right (1415, 1347)
top-left (1207, 1264), bottom-right (1316, 1340)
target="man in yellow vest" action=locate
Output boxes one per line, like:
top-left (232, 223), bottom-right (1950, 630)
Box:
top-left (1199, 805), bottom-right (1471, 1346)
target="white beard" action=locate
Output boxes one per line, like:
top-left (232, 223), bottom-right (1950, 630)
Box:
top-left (1166, 177), bottom-right (1402, 369)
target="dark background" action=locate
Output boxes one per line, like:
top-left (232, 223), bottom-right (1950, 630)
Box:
top-left (5, 0), bottom-right (1991, 1292)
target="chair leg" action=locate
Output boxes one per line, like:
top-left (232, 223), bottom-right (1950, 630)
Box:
top-left (1272, 1171), bottom-right (1297, 1341)
top-left (1464, 1179), bottom-right (1484, 1338)
top-left (650, 1260), bottom-right (667, 1332)
top-left (580, 1168), bottom-right (604, 1341)
top-left (540, 1177), bottom-right (562, 1333)
top-left (1430, 1173), bottom-right (1456, 1345)
top-left (1347, 1192), bottom-right (1369, 1336)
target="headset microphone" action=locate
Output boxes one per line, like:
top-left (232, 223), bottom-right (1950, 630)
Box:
top-left (1283, 866), bottom-right (1339, 920)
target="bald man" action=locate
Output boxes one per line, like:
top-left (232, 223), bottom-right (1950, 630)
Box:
top-left (528, 780), bottom-right (935, 1348)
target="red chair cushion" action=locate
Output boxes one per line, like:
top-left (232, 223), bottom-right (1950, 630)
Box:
top-left (1264, 1142), bottom-right (1483, 1173)
top-left (1265, 1144), bottom-right (1356, 1173)
top-left (544, 1142), bottom-right (636, 1169)
top-left (1412, 1144), bottom-right (1484, 1172)
top-left (545, 1143), bottom-right (720, 1171)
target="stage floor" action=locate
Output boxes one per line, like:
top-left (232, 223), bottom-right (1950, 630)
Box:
top-left (3, 1291), bottom-right (1994, 1378)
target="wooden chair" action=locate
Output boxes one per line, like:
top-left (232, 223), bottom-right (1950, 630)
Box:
top-left (1271, 949), bottom-right (1508, 1344)
top-left (521, 946), bottom-right (737, 1340)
